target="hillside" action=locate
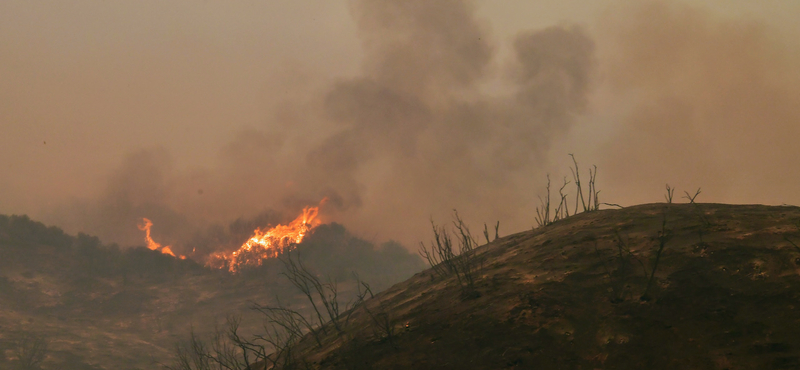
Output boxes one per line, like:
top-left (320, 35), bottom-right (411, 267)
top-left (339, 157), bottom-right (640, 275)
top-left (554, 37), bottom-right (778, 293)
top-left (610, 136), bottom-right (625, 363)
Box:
top-left (0, 215), bottom-right (422, 370)
top-left (276, 203), bottom-right (800, 370)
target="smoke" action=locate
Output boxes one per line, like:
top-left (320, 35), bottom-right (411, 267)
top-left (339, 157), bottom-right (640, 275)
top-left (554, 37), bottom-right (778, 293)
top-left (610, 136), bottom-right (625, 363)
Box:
top-left (595, 1), bottom-right (800, 206)
top-left (312, 0), bottom-right (595, 243)
top-left (37, 0), bottom-right (595, 252)
top-left (13, 0), bottom-right (799, 256)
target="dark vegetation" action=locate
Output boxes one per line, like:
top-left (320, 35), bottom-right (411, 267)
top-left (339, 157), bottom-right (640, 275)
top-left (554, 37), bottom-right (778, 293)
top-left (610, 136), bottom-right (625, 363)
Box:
top-left (163, 233), bottom-right (423, 370)
top-left (186, 211), bottom-right (423, 284)
top-left (3, 332), bottom-right (49, 370)
top-left (0, 213), bottom-right (423, 370)
top-left (165, 252), bottom-right (349, 370)
top-left (0, 214), bottom-right (208, 369)
top-left (535, 154), bottom-right (602, 228)
top-left (292, 223), bottom-right (424, 288)
top-left (418, 211), bottom-right (486, 298)
top-left (0, 214), bottom-right (203, 286)
top-left (186, 209), bottom-right (289, 260)
top-left (273, 203), bottom-right (800, 370)
top-left (0, 214), bottom-right (422, 290)
top-left (168, 157), bottom-right (800, 370)
top-left (4, 156), bottom-right (800, 369)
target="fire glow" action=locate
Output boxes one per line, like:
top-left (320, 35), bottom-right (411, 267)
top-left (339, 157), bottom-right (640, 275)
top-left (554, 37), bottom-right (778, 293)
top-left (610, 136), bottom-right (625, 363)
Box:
top-left (208, 205), bottom-right (322, 272)
top-left (138, 202), bottom-right (323, 273)
top-left (137, 217), bottom-right (184, 259)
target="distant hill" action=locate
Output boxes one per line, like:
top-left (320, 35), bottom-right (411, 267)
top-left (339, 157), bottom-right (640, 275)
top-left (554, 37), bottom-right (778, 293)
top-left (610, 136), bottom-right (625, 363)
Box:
top-left (268, 203), bottom-right (800, 370)
top-left (0, 214), bottom-right (423, 370)
top-left (0, 214), bottom-right (204, 284)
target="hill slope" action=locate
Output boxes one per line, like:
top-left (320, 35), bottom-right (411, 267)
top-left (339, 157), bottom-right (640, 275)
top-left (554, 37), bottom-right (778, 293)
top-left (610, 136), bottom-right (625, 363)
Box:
top-left (285, 203), bottom-right (800, 370)
top-left (0, 215), bottom-right (422, 370)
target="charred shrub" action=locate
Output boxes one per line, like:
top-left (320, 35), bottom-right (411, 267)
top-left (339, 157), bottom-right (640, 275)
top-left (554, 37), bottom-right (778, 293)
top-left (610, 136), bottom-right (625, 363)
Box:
top-left (419, 211), bottom-right (485, 298)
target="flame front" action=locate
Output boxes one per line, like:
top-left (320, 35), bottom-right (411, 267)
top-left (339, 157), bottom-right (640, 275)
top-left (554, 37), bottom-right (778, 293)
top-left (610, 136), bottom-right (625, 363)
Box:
top-left (137, 217), bottom-right (181, 258)
top-left (207, 205), bottom-right (322, 273)
top-left (138, 201), bottom-right (323, 272)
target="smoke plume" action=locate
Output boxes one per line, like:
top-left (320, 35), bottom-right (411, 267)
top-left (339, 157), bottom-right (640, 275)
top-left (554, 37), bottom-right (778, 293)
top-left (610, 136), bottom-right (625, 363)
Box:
top-left (39, 0), bottom-right (596, 252)
top-left (6, 0), bottom-right (798, 256)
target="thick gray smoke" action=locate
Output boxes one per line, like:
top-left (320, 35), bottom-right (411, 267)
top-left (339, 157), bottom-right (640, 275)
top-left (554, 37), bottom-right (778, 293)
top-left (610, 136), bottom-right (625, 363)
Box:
top-left (43, 0), bottom-right (596, 252)
top-left (25, 0), bottom-right (799, 256)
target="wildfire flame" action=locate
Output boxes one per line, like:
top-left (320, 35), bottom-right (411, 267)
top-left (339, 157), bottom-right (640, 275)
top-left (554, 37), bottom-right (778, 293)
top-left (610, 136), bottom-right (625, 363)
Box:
top-left (137, 218), bottom-right (185, 259)
top-left (207, 205), bottom-right (322, 273)
top-left (138, 201), bottom-right (324, 272)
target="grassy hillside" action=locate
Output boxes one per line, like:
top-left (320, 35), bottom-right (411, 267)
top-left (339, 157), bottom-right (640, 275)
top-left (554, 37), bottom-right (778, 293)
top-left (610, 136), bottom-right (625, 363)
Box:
top-left (5, 203), bottom-right (800, 369)
top-left (269, 203), bottom-right (800, 370)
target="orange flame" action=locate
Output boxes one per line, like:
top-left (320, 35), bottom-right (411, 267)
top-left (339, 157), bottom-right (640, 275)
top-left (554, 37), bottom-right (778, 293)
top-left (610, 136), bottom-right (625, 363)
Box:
top-left (137, 218), bottom-right (184, 258)
top-left (207, 204), bottom-right (323, 273)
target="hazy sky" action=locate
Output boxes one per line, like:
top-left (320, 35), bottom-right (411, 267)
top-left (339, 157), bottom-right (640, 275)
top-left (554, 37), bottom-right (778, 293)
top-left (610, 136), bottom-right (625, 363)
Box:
top-left (2, 1), bottom-right (799, 252)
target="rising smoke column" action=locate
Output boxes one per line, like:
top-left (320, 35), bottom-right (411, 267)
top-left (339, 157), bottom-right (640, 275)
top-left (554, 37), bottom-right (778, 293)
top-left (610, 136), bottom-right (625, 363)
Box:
top-left (44, 0), bottom-right (598, 250)
top-left (297, 0), bottom-right (596, 242)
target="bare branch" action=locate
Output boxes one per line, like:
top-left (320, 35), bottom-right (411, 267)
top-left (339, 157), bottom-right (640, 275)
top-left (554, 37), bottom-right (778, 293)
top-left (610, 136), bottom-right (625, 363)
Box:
top-left (683, 188), bottom-right (702, 204)
top-left (664, 184), bottom-right (675, 203)
top-left (569, 154), bottom-right (587, 213)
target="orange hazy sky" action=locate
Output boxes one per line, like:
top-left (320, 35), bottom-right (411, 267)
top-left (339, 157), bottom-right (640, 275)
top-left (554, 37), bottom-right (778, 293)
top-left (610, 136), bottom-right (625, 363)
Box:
top-left (2, 1), bottom-right (799, 249)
